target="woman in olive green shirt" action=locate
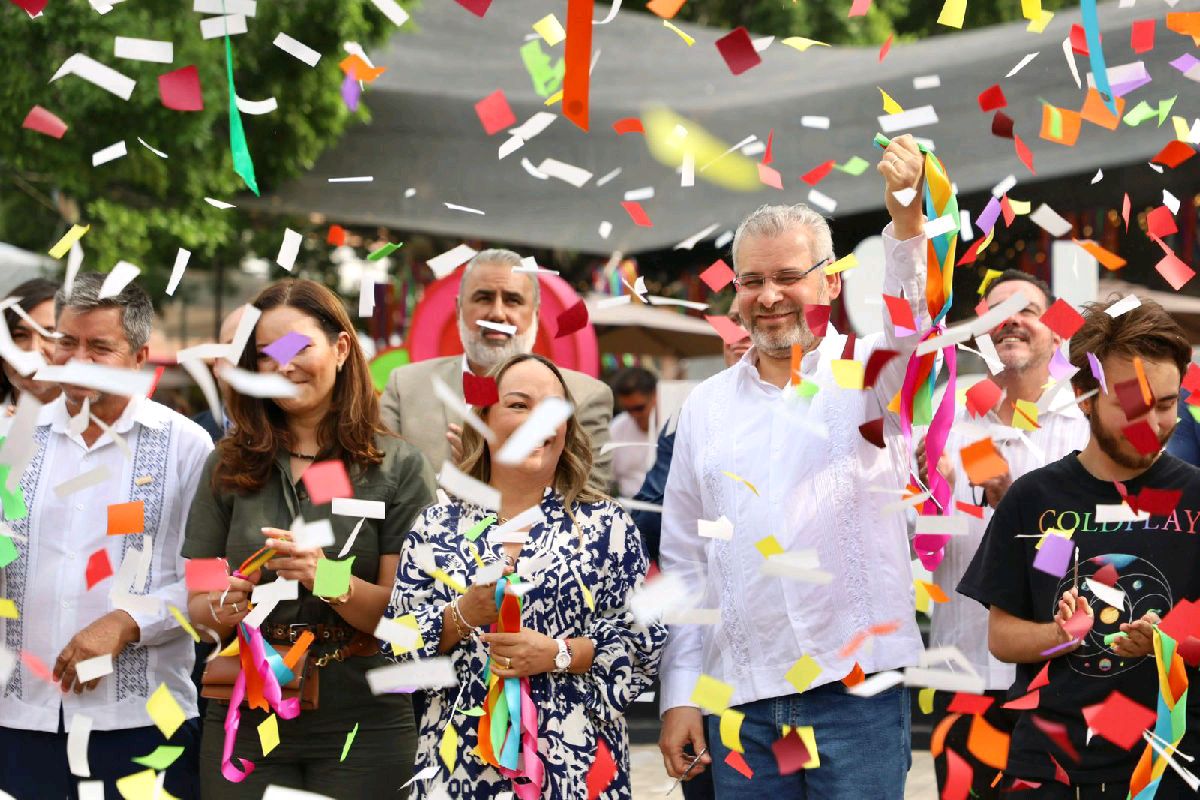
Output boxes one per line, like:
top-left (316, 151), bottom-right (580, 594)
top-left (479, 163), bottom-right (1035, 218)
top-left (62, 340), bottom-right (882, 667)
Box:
top-left (182, 279), bottom-right (434, 798)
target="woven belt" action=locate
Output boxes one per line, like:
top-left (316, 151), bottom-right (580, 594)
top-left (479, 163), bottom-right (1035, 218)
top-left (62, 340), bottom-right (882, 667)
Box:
top-left (263, 622), bottom-right (356, 645)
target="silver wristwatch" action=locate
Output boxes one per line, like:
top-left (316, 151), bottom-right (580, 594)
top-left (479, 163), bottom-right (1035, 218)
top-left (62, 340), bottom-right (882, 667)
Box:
top-left (554, 638), bottom-right (572, 672)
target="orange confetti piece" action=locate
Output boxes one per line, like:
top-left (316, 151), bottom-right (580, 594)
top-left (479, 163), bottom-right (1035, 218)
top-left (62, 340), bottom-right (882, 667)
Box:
top-left (1080, 88), bottom-right (1126, 130)
top-left (1074, 239), bottom-right (1127, 270)
top-left (930, 712), bottom-right (962, 758)
top-left (960, 438), bottom-right (1009, 485)
top-left (1133, 356), bottom-right (1152, 406)
top-left (283, 630), bottom-right (315, 670)
top-left (841, 662), bottom-right (865, 687)
top-left (967, 714), bottom-right (1010, 769)
top-left (338, 54), bottom-right (387, 82)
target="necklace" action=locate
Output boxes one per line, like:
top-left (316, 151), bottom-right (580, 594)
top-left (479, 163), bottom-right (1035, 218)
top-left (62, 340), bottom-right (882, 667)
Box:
top-left (289, 450), bottom-right (318, 460)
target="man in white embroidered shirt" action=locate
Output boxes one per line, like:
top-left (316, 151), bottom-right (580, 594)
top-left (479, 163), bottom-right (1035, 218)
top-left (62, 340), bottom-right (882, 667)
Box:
top-left (658, 135), bottom-right (929, 798)
top-left (0, 274), bottom-right (213, 799)
top-left (917, 270), bottom-right (1089, 799)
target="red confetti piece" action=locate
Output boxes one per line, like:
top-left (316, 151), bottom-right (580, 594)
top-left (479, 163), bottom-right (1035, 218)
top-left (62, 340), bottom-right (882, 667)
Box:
top-left (21, 650), bottom-right (54, 683)
top-left (554, 299), bottom-right (589, 338)
top-left (1147, 206), bottom-right (1178, 239)
top-left (327, 225), bottom-right (346, 246)
top-left (1032, 715), bottom-right (1080, 762)
top-left (462, 371), bottom-right (499, 407)
top-left (563, 0), bottom-right (594, 131)
top-left (699, 259), bottom-right (735, 292)
top-left (1014, 133), bottom-right (1035, 174)
top-left (1152, 140), bottom-right (1196, 168)
top-left (1131, 19), bottom-right (1156, 53)
top-left (85, 549), bottom-right (113, 589)
top-left (145, 364), bottom-right (166, 398)
top-left (1156, 250), bottom-right (1195, 291)
top-left (1086, 691), bottom-right (1156, 750)
top-left (757, 162), bottom-right (783, 189)
top-left (955, 501), bottom-right (984, 519)
top-left (771, 729), bottom-right (810, 775)
top-left (585, 736), bottom-right (617, 800)
top-left (1133, 487), bottom-right (1182, 516)
top-left (1038, 298), bottom-right (1085, 339)
top-left (612, 117), bottom-right (643, 135)
top-left (882, 294), bottom-right (915, 330)
top-left (762, 128), bottom-right (774, 165)
top-left (474, 90), bottom-right (516, 136)
top-left (621, 200), bottom-right (652, 227)
top-left (725, 750), bottom-right (754, 779)
top-left (863, 348), bottom-right (899, 388)
top-left (300, 460), bottom-right (353, 505)
top-left (453, 0), bottom-right (492, 16)
top-left (1029, 661), bottom-right (1051, 691)
top-left (9, 0), bottom-right (48, 13)
top-left (942, 747), bottom-right (973, 800)
top-left (22, 105), bottom-right (67, 139)
top-left (978, 84), bottom-right (1007, 112)
top-left (1003, 689), bottom-right (1040, 710)
top-left (849, 0), bottom-right (872, 17)
top-left (1000, 195), bottom-right (1016, 227)
top-left (1183, 363), bottom-right (1200, 394)
top-left (800, 160), bottom-right (835, 186)
top-left (991, 111), bottom-right (1014, 139)
top-left (948, 693), bottom-right (995, 715)
top-left (803, 304), bottom-right (831, 337)
top-left (185, 558), bottom-right (231, 592)
top-left (158, 65), bottom-right (204, 111)
top-left (1069, 24), bottom-right (1091, 55)
top-left (859, 418), bottom-right (885, 448)
top-left (705, 315), bottom-right (750, 346)
top-left (878, 33), bottom-right (893, 61)
top-left (1122, 193), bottom-right (1131, 231)
top-left (965, 378), bottom-right (1002, 417)
top-left (1122, 420), bottom-right (1162, 455)
top-left (715, 27), bottom-right (761, 75)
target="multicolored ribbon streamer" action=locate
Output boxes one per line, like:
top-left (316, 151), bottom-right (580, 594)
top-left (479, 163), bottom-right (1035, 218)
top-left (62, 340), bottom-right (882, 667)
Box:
top-left (877, 132), bottom-right (961, 570)
top-left (478, 575), bottom-right (544, 799)
top-left (1129, 628), bottom-right (1190, 799)
top-left (220, 553), bottom-right (302, 783)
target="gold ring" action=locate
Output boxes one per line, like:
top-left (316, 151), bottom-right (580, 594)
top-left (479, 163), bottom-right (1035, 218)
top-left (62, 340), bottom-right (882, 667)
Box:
top-left (502, 657), bottom-right (512, 669)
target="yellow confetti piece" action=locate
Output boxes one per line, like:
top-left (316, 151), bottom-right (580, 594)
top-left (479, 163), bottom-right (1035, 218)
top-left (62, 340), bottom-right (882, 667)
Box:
top-left (1027, 9), bottom-right (1054, 32)
top-left (115, 768), bottom-right (178, 800)
top-left (466, 542), bottom-right (485, 569)
top-left (1173, 116), bottom-right (1192, 142)
top-left (1013, 398), bottom-right (1040, 431)
top-left (169, 605), bottom-right (200, 643)
top-left (532, 13), bottom-right (566, 46)
top-left (258, 713), bottom-right (280, 756)
top-left (785, 655), bottom-right (822, 694)
top-left (781, 724), bottom-right (821, 768)
top-left (824, 253), bottom-right (858, 275)
top-left (0, 599), bottom-right (17, 619)
top-left (577, 572), bottom-right (595, 611)
top-left (831, 359), bottom-right (865, 390)
top-left (429, 568), bottom-right (467, 595)
top-left (755, 535), bottom-right (784, 559)
top-left (691, 674), bottom-right (735, 714)
top-left (544, 89), bottom-right (563, 106)
top-left (1008, 198), bottom-right (1032, 215)
top-left (1036, 527), bottom-right (1075, 550)
top-left (721, 470), bottom-right (759, 497)
top-left (49, 224), bottom-right (89, 259)
top-left (219, 638), bottom-right (240, 657)
top-left (937, 0), bottom-right (966, 29)
top-left (779, 37), bottom-right (830, 52)
top-left (918, 686), bottom-right (936, 714)
top-left (663, 19), bottom-right (695, 46)
top-left (642, 107), bottom-right (760, 192)
top-left (439, 723), bottom-right (459, 771)
top-left (146, 683), bottom-right (185, 739)
top-left (389, 614), bottom-right (426, 656)
top-left (914, 579), bottom-right (930, 614)
top-left (719, 708), bottom-right (745, 753)
top-left (978, 268), bottom-right (1004, 295)
top-left (878, 87), bottom-right (904, 115)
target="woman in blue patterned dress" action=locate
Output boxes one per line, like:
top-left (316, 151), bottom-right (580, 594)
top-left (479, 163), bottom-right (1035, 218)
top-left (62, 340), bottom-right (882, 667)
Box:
top-left (384, 353), bottom-right (666, 799)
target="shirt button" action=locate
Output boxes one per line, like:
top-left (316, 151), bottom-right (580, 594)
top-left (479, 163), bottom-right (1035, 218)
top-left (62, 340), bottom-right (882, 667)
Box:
top-left (74, 504), bottom-right (84, 512)
top-left (61, 599), bottom-right (72, 609)
top-left (65, 551), bottom-right (77, 560)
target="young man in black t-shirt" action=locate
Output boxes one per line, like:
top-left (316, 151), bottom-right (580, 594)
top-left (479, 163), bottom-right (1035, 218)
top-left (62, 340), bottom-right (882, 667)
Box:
top-left (958, 296), bottom-right (1200, 798)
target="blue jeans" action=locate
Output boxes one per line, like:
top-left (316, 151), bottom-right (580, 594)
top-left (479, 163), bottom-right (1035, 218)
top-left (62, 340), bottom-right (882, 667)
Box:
top-left (705, 682), bottom-right (911, 799)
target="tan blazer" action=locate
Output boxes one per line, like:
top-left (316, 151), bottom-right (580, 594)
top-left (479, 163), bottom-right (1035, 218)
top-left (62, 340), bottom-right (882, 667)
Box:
top-left (379, 355), bottom-right (614, 492)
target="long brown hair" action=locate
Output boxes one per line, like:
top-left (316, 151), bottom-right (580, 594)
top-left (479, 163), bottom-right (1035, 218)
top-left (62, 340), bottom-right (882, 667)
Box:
top-left (458, 353), bottom-right (605, 514)
top-left (212, 279), bottom-right (387, 494)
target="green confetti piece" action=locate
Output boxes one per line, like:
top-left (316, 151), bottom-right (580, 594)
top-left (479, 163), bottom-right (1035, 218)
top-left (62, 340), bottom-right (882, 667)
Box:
top-left (460, 706), bottom-right (484, 717)
top-left (367, 242), bottom-right (403, 261)
top-left (340, 723), bottom-right (359, 763)
top-left (0, 470), bottom-right (27, 521)
top-left (520, 40), bottom-right (564, 98)
top-left (1103, 631), bottom-right (1127, 646)
top-left (225, 34), bottom-right (259, 195)
top-left (834, 156), bottom-right (870, 176)
top-left (463, 515), bottom-right (496, 542)
top-left (0, 534), bottom-right (16, 569)
top-left (1048, 105), bottom-right (1063, 140)
top-left (313, 556), bottom-right (355, 597)
top-left (796, 381), bottom-right (820, 398)
top-left (1157, 95), bottom-right (1178, 126)
top-left (1122, 100), bottom-right (1157, 127)
top-left (874, 132), bottom-right (932, 154)
top-left (132, 745), bottom-right (185, 771)
top-left (1188, 405), bottom-right (1200, 422)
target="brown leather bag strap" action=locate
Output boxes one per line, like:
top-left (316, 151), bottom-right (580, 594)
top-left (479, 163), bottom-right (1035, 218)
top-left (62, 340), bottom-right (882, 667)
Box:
top-left (314, 632), bottom-right (379, 666)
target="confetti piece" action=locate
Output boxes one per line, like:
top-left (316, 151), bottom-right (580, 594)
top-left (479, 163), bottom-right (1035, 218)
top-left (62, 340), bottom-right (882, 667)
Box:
top-left (1131, 19), bottom-right (1156, 53)
top-left (185, 558), bottom-right (229, 592)
top-left (612, 117), bottom-right (643, 135)
top-left (301, 460), bottom-right (352, 505)
top-left (258, 713), bottom-right (280, 756)
top-left (647, 0), bottom-right (686, 17)
top-left (22, 106), bottom-right (67, 139)
top-left (1156, 250), bottom-right (1195, 291)
top-left (69, 716), bottom-right (93, 777)
top-left (937, 0), bottom-right (966, 29)
top-left (313, 556), bottom-right (355, 598)
top-left (107, 501), bottom-right (144, 536)
top-left (878, 34), bottom-right (893, 61)
top-left (715, 27), bottom-right (761, 75)
top-left (1039, 298), bottom-right (1086, 338)
top-left (662, 19), bottom-right (695, 45)
top-left (621, 201), bottom-right (652, 227)
top-left (642, 107), bottom-right (759, 192)
top-left (158, 65), bottom-right (203, 111)
top-left (51, 53), bottom-right (136, 100)
top-left (454, 0), bottom-right (492, 17)
top-left (801, 160), bottom-right (835, 186)
top-left (586, 737), bottom-right (618, 800)
top-left (273, 32), bottom-right (321, 67)
top-left (131, 744), bottom-right (184, 771)
top-left (705, 315), bottom-right (750, 346)
top-left (562, 0), bottom-right (593, 131)
top-left (721, 470), bottom-right (759, 496)
top-left (1075, 239), bottom-right (1125, 270)
top-left (146, 683), bottom-right (185, 738)
top-left (340, 722), bottom-right (359, 762)
top-left (691, 674), bottom-right (734, 713)
top-left (825, 253), bottom-right (858, 275)
top-left (785, 655), bottom-right (822, 693)
top-left (978, 84), bottom-right (1007, 112)
top-left (699, 259), bottom-right (734, 292)
top-left (1151, 140), bottom-right (1196, 168)
top-left (225, 35), bottom-right (259, 195)
top-left (555, 299), bottom-right (589, 338)
top-left (49, 225), bottom-right (90, 259)
top-left (1032, 532), bottom-right (1074, 577)
top-left (169, 605), bottom-right (200, 643)
top-left (533, 13), bottom-right (566, 46)
top-left (474, 89), bottom-right (516, 136)
top-left (960, 438), bottom-right (1008, 485)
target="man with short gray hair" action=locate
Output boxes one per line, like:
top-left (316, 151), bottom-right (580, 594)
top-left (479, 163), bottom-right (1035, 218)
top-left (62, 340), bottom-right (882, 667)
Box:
top-left (658, 135), bottom-right (931, 797)
top-left (0, 273), bottom-right (212, 798)
top-left (380, 248), bottom-right (613, 490)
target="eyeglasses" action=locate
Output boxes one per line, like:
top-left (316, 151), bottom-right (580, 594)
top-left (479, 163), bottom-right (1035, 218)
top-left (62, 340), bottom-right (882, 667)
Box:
top-left (732, 257), bottom-right (832, 293)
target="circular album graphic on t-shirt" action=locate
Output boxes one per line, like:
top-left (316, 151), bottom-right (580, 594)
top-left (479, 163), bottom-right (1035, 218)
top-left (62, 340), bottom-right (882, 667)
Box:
top-left (1052, 554), bottom-right (1172, 679)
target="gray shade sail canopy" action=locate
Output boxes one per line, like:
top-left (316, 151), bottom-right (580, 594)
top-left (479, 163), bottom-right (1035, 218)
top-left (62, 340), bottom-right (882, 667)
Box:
top-left (250, 0), bottom-right (1197, 254)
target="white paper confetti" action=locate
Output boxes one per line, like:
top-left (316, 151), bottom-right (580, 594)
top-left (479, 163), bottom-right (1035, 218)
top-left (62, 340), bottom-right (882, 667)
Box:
top-left (274, 32), bottom-right (321, 67)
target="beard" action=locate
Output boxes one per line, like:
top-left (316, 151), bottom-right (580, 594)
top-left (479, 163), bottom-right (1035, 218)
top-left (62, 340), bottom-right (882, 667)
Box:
top-left (746, 304), bottom-right (821, 359)
top-left (458, 315), bottom-right (539, 372)
top-left (1089, 409), bottom-right (1175, 471)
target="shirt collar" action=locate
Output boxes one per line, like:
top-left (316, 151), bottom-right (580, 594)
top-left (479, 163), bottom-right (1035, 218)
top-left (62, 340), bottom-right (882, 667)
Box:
top-left (45, 393), bottom-right (168, 436)
top-left (736, 323), bottom-right (845, 389)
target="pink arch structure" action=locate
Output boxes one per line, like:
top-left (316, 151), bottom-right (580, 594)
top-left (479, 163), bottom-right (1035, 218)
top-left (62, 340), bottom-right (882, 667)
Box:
top-left (404, 269), bottom-right (600, 378)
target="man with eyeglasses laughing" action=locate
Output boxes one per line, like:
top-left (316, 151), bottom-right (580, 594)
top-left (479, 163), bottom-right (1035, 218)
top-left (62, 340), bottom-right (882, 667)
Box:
top-left (658, 134), bottom-right (931, 798)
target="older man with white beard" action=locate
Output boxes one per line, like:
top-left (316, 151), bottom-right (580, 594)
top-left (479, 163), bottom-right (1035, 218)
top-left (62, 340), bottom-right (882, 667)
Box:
top-left (380, 248), bottom-right (613, 490)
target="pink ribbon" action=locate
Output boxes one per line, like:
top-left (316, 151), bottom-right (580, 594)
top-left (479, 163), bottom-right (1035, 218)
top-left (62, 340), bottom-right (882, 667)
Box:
top-left (220, 624), bottom-right (302, 783)
top-left (491, 675), bottom-right (544, 800)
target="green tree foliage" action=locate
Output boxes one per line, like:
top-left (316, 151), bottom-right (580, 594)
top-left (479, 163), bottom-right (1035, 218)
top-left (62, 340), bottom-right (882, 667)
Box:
top-left (0, 1), bottom-right (404, 298)
top-left (642, 0), bottom-right (1076, 44)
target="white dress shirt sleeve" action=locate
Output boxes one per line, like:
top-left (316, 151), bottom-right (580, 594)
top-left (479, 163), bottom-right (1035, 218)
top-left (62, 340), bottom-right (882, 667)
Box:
top-left (871, 221), bottom-right (930, 407)
top-left (126, 427), bottom-right (213, 647)
top-left (657, 397), bottom-right (707, 716)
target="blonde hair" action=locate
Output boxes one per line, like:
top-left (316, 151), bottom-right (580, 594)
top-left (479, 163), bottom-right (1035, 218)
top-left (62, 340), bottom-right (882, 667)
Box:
top-left (458, 354), bottom-right (605, 524)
